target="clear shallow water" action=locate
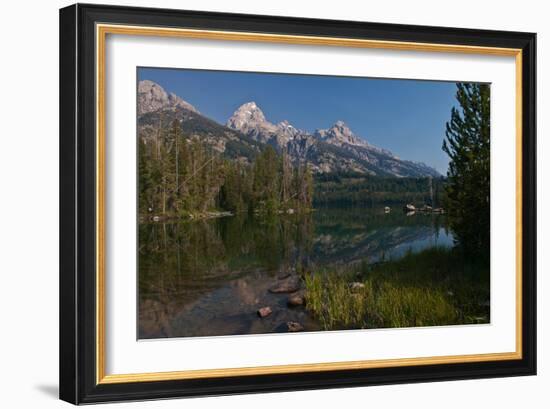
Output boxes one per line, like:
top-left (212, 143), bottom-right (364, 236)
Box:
top-left (138, 207), bottom-right (454, 338)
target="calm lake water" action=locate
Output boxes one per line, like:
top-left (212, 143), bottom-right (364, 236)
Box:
top-left (138, 207), bottom-right (456, 339)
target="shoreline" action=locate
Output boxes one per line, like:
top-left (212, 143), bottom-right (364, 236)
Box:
top-left (142, 207), bottom-right (315, 223)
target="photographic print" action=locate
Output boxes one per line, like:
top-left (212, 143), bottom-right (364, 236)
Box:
top-left (60, 7), bottom-right (536, 402)
top-left (137, 68), bottom-right (490, 339)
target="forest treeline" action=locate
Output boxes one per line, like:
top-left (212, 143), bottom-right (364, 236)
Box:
top-left (313, 172), bottom-right (445, 208)
top-left (138, 120), bottom-right (314, 218)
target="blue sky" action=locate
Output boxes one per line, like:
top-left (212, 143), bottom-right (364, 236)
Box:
top-left (138, 67), bottom-right (460, 174)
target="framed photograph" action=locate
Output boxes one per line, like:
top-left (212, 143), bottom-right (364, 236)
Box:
top-left (59, 3), bottom-right (536, 404)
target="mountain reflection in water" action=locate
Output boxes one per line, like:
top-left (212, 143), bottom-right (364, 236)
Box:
top-left (138, 207), bottom-right (454, 338)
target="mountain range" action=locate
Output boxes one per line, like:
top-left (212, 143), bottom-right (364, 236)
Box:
top-left (137, 80), bottom-right (440, 178)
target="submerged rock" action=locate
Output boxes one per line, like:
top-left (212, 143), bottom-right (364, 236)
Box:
top-left (277, 272), bottom-right (291, 280)
top-left (269, 276), bottom-right (301, 294)
top-left (257, 306), bottom-right (272, 318)
top-left (287, 321), bottom-right (304, 332)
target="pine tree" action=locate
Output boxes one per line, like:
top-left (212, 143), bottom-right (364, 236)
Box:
top-left (221, 161), bottom-right (246, 212)
top-left (280, 149), bottom-right (292, 205)
top-left (172, 120), bottom-right (180, 199)
top-left (303, 163), bottom-right (314, 208)
top-left (138, 138), bottom-right (153, 213)
top-left (253, 146), bottom-right (280, 212)
top-left (442, 83), bottom-right (490, 257)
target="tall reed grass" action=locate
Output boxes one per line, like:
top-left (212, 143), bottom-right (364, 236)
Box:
top-left (303, 247), bottom-right (489, 330)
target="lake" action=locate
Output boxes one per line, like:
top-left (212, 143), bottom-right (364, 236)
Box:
top-left (138, 207), bottom-right (458, 338)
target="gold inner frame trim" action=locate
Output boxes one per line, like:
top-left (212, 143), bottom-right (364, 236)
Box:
top-left (95, 23), bottom-right (523, 385)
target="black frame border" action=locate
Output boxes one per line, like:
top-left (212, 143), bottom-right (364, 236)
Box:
top-left (59, 3), bottom-right (536, 404)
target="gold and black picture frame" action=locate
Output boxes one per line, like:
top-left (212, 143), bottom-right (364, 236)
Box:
top-left (60, 3), bottom-right (536, 404)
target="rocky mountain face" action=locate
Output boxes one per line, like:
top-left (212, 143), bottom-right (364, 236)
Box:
top-left (137, 80), bottom-right (440, 177)
top-left (137, 82), bottom-right (262, 161)
top-left (314, 120), bottom-right (367, 147)
top-left (138, 80), bottom-right (199, 115)
top-left (226, 102), bottom-right (302, 147)
top-left (226, 101), bottom-right (440, 177)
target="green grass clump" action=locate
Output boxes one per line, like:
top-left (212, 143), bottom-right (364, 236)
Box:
top-left (303, 247), bottom-right (489, 331)
top-left (304, 272), bottom-right (373, 329)
top-left (369, 282), bottom-right (456, 328)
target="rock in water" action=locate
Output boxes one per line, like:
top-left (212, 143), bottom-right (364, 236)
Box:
top-left (269, 276), bottom-right (301, 294)
top-left (287, 321), bottom-right (304, 332)
top-left (287, 292), bottom-right (305, 307)
top-left (277, 272), bottom-right (291, 280)
top-left (257, 307), bottom-right (272, 318)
